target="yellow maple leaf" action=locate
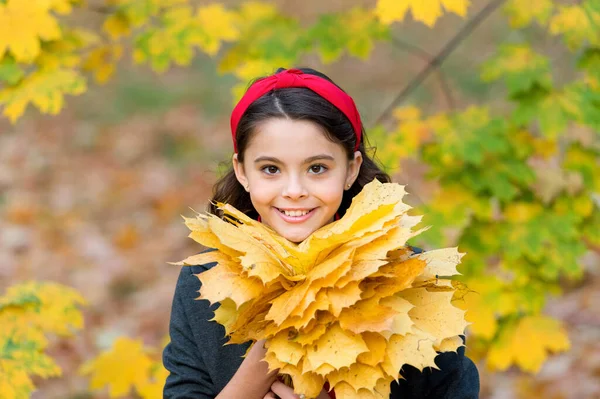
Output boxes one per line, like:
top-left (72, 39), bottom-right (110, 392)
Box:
top-left (49, 0), bottom-right (77, 15)
top-left (195, 4), bottom-right (240, 56)
top-left (375, 0), bottom-right (471, 27)
top-left (1, 281), bottom-right (86, 336)
top-left (0, 0), bottom-right (62, 62)
top-left (0, 281), bottom-right (85, 398)
top-left (452, 276), bottom-right (519, 340)
top-left (137, 362), bottom-right (169, 399)
top-left (487, 315), bottom-right (570, 373)
top-left (177, 179), bottom-right (470, 398)
top-left (0, 362), bottom-right (37, 399)
top-left (549, 5), bottom-right (600, 50)
top-left (80, 337), bottom-right (154, 397)
top-left (0, 66), bottom-right (86, 122)
top-left (103, 12), bottom-right (131, 40)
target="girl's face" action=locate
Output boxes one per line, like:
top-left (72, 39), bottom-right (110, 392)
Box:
top-left (232, 118), bottom-right (362, 243)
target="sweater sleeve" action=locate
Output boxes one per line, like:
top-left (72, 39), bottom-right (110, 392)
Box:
top-left (389, 335), bottom-right (480, 398)
top-left (163, 265), bottom-right (216, 399)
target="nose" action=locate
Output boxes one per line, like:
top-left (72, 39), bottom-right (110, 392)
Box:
top-left (282, 177), bottom-right (308, 200)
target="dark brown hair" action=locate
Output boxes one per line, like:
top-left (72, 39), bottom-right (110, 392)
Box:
top-left (209, 67), bottom-right (391, 219)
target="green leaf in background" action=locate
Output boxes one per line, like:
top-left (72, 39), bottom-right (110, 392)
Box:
top-left (310, 7), bottom-right (390, 63)
top-left (480, 44), bottom-right (552, 97)
top-left (563, 144), bottom-right (600, 191)
top-left (0, 56), bottom-right (24, 84)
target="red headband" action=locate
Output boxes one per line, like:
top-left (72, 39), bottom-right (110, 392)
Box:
top-left (230, 69), bottom-right (362, 153)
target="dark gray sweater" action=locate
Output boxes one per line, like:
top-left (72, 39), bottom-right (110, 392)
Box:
top-left (163, 253), bottom-right (480, 398)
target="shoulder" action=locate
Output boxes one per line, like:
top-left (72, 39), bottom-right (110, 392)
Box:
top-left (176, 247), bottom-right (219, 284)
top-left (173, 248), bottom-right (219, 308)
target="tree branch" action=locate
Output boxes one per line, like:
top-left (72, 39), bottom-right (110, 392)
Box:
top-left (87, 5), bottom-right (115, 14)
top-left (373, 0), bottom-right (507, 128)
top-left (389, 37), bottom-right (456, 110)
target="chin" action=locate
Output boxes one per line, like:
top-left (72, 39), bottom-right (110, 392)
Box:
top-left (285, 233), bottom-right (310, 244)
top-left (275, 228), bottom-right (310, 244)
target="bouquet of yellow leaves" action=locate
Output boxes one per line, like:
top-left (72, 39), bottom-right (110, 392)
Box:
top-left (175, 180), bottom-right (469, 399)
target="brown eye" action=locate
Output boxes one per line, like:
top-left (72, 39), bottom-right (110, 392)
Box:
top-left (309, 164), bottom-right (328, 174)
top-left (262, 165), bottom-right (279, 175)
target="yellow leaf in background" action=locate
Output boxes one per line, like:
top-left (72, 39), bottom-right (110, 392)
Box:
top-left (573, 195), bottom-right (594, 218)
top-left (0, 282), bottom-right (85, 398)
top-left (487, 315), bottom-right (571, 373)
top-left (195, 4), bottom-right (240, 56)
top-left (137, 362), bottom-right (169, 399)
top-left (375, 0), bottom-right (470, 27)
top-left (237, 1), bottom-right (279, 27)
top-left (1, 281), bottom-right (86, 336)
top-left (228, 59), bottom-right (290, 101)
top-left (49, 0), bottom-right (76, 15)
top-left (503, 0), bottom-right (554, 28)
top-left (80, 337), bottom-right (153, 397)
top-left (0, 67), bottom-right (86, 122)
top-left (549, 5), bottom-right (600, 49)
top-left (0, 362), bottom-right (37, 399)
top-left (33, 283), bottom-right (86, 335)
top-left (0, 0), bottom-right (62, 62)
top-left (481, 44), bottom-right (548, 80)
top-left (342, 7), bottom-right (383, 60)
top-left (503, 202), bottom-right (544, 223)
top-left (531, 137), bottom-right (558, 158)
top-left (103, 13), bottom-right (131, 40)
top-left (452, 276), bottom-right (511, 340)
top-left (393, 105), bottom-right (421, 121)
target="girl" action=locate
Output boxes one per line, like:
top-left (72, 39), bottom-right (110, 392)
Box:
top-left (163, 67), bottom-right (480, 399)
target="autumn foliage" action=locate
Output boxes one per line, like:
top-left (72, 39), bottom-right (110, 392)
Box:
top-left (1, 0), bottom-right (599, 398)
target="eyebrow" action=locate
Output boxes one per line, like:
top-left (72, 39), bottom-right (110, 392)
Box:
top-left (254, 154), bottom-right (335, 164)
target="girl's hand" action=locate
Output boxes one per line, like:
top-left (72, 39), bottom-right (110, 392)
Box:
top-left (263, 380), bottom-right (331, 399)
top-left (217, 339), bottom-right (278, 399)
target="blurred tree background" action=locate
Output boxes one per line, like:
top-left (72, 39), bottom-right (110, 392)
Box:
top-left (0, 0), bottom-right (599, 398)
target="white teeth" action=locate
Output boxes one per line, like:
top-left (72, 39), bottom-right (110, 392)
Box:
top-left (282, 209), bottom-right (310, 217)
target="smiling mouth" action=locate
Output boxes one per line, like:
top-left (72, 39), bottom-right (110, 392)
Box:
top-left (275, 207), bottom-right (317, 219)
top-left (276, 208), bottom-right (315, 217)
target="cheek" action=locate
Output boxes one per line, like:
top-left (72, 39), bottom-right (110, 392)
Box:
top-left (315, 184), bottom-right (345, 206)
top-left (248, 181), bottom-right (277, 207)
